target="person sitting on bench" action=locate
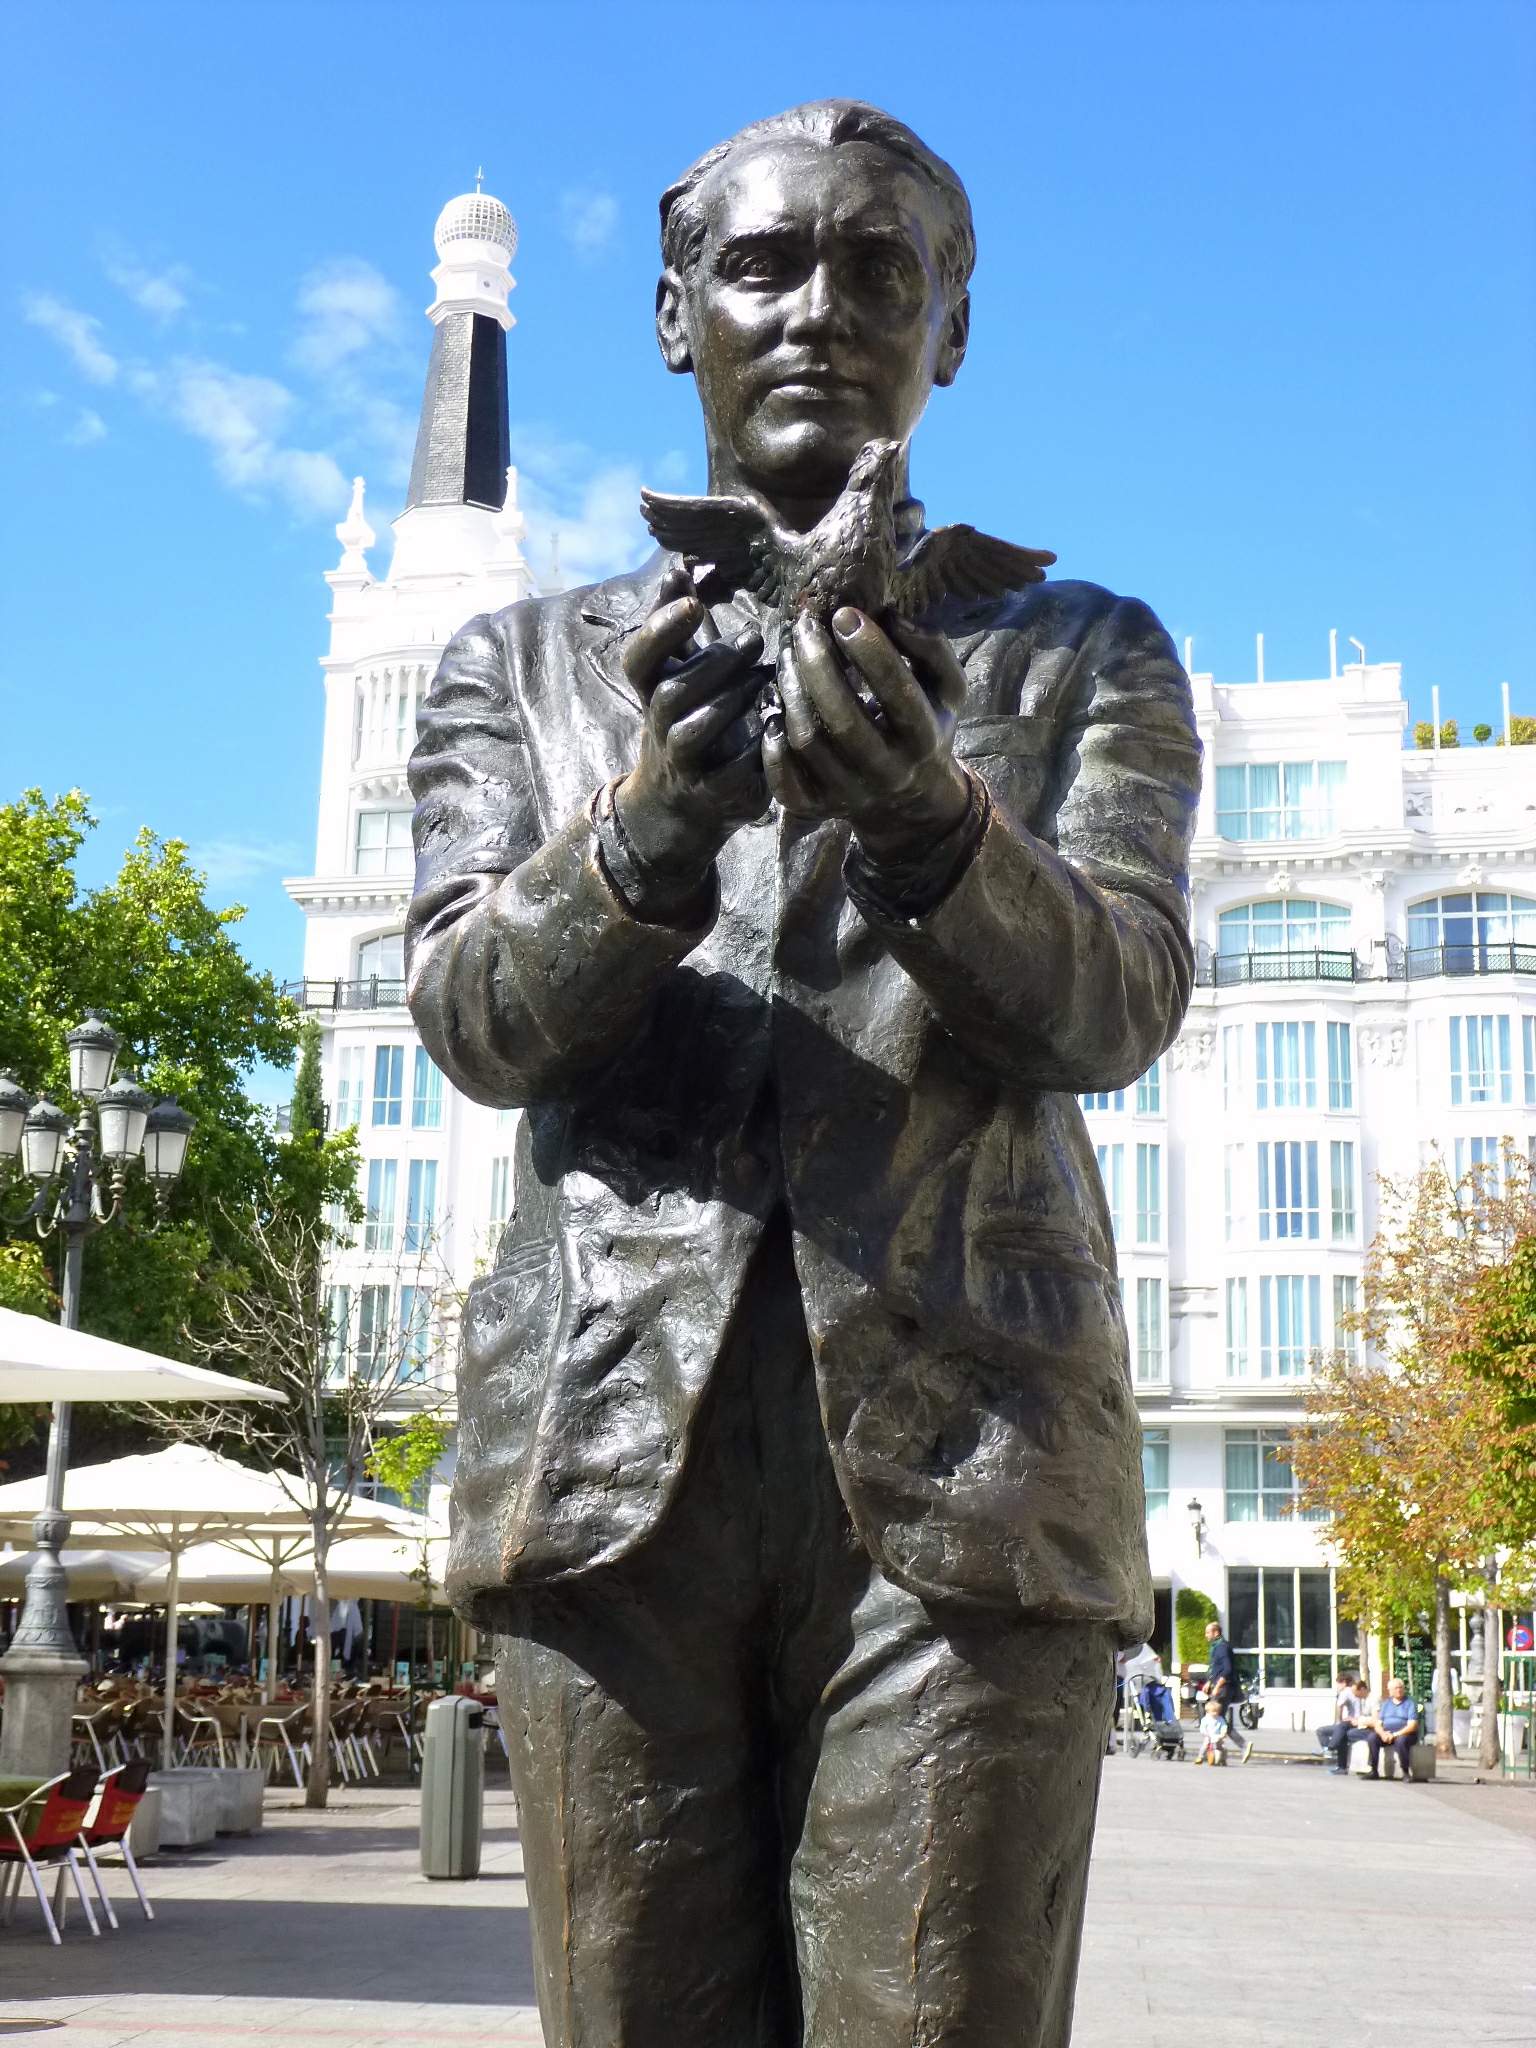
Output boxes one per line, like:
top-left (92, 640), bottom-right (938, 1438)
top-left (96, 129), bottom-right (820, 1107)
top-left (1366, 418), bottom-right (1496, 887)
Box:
top-left (1365, 1676), bottom-right (1420, 1780)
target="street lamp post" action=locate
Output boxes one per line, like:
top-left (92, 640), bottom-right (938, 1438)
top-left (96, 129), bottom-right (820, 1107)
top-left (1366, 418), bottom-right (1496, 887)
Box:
top-left (0, 1013), bottom-right (193, 1775)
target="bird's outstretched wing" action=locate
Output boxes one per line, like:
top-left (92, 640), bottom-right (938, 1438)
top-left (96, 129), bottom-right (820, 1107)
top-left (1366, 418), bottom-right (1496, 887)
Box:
top-left (638, 489), bottom-right (782, 600)
top-left (897, 525), bottom-right (1057, 615)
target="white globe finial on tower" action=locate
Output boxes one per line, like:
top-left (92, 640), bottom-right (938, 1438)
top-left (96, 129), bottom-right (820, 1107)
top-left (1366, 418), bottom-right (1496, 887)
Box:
top-left (432, 188), bottom-right (518, 265)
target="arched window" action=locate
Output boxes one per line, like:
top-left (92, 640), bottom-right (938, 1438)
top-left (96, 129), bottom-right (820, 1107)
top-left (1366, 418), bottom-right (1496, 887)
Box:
top-left (1407, 892), bottom-right (1536, 957)
top-left (356, 933), bottom-right (405, 983)
top-left (1218, 900), bottom-right (1350, 954)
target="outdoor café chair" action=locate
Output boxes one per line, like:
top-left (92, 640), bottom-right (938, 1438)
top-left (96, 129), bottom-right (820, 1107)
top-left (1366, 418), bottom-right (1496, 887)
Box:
top-left (252, 1704), bottom-right (308, 1790)
top-left (0, 1768), bottom-right (101, 1945)
top-left (173, 1702), bottom-right (228, 1769)
top-left (76, 1759), bottom-right (154, 1930)
top-left (72, 1702), bottom-right (126, 1775)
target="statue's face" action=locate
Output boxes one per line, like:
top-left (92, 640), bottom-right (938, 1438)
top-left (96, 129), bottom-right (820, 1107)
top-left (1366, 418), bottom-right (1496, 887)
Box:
top-left (663, 139), bottom-right (968, 501)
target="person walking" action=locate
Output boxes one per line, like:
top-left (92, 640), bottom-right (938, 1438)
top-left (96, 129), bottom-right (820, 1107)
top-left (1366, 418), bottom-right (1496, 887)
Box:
top-left (1202, 1619), bottom-right (1251, 1763)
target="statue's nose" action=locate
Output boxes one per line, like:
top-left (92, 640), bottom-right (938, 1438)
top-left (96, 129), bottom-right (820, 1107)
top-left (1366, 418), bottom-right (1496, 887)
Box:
top-left (783, 262), bottom-right (851, 343)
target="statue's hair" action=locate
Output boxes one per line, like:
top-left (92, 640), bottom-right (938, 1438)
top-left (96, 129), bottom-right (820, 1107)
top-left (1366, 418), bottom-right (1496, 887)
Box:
top-left (660, 100), bottom-right (975, 298)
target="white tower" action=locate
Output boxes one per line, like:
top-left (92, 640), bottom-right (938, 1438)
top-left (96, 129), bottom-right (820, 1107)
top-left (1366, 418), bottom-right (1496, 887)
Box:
top-left (285, 179), bottom-right (537, 1430)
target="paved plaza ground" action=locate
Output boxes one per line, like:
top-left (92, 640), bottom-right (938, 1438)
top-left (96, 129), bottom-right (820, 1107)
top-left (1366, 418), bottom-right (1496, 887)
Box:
top-left (1, 1751), bottom-right (1533, 2046)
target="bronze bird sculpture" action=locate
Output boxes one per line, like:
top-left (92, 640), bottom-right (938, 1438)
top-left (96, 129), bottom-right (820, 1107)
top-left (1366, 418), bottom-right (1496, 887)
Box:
top-left (638, 437), bottom-right (1056, 641)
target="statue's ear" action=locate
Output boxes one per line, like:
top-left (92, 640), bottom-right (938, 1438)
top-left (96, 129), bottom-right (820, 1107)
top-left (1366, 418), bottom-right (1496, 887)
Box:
top-left (934, 290), bottom-right (970, 389)
top-left (655, 270), bottom-right (693, 375)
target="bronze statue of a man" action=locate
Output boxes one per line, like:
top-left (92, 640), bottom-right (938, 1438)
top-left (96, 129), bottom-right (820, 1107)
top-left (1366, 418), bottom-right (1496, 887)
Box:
top-left (408, 99), bottom-right (1201, 2048)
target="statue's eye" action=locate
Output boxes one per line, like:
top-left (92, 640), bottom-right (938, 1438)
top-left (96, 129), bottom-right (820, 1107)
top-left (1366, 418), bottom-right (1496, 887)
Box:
top-left (726, 248), bottom-right (792, 287)
top-left (858, 250), bottom-right (907, 290)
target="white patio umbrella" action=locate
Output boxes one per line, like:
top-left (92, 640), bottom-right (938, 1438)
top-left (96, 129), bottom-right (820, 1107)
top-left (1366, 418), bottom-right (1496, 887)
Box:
top-left (0, 1306), bottom-right (287, 1405)
top-left (0, 1445), bottom-right (403, 1765)
top-left (139, 1524), bottom-right (448, 1607)
top-left (0, 1547), bottom-right (157, 1602)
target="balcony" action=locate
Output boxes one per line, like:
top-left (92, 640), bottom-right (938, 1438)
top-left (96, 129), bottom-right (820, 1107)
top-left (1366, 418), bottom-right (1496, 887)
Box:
top-left (1388, 941), bottom-right (1536, 981)
top-left (284, 976), bottom-right (407, 1012)
top-left (1196, 947), bottom-right (1360, 988)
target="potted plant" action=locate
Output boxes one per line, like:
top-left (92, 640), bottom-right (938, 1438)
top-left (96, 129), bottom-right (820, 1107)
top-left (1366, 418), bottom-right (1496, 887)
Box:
top-left (1452, 1692), bottom-right (1472, 1747)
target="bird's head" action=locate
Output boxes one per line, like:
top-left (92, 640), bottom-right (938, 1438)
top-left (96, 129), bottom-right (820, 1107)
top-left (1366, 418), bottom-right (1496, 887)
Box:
top-left (846, 438), bottom-right (904, 498)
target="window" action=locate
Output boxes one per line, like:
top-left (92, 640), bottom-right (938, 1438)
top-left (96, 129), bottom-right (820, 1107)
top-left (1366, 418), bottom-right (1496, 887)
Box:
top-left (1225, 1278), bottom-right (1249, 1377)
top-left (1327, 1023), bottom-right (1353, 1110)
top-left (1257, 1141), bottom-right (1319, 1241)
top-left (1080, 1087), bottom-right (1125, 1113)
top-left (356, 932), bottom-right (405, 983)
top-left (1217, 900), bottom-right (1349, 955)
top-left (1215, 760), bottom-right (1346, 840)
top-left (404, 1159), bottom-right (438, 1254)
top-left (1223, 1145), bottom-right (1248, 1242)
top-left (1257, 1274), bottom-right (1322, 1378)
top-left (1222, 1025), bottom-right (1245, 1111)
top-left (323, 1284), bottom-right (351, 1381)
top-left (1453, 1135), bottom-right (1505, 1186)
top-left (1224, 1428), bottom-right (1323, 1522)
top-left (372, 1045), bottom-right (404, 1127)
top-left (488, 1155), bottom-right (514, 1228)
top-left (1142, 1429), bottom-right (1169, 1519)
top-left (1135, 1059), bottom-right (1162, 1115)
top-left (1408, 891), bottom-right (1536, 967)
top-left (1135, 1277), bottom-right (1164, 1383)
top-left (1135, 1144), bottom-right (1162, 1243)
top-left (1526, 1018), bottom-right (1536, 1106)
top-left (356, 1284), bottom-right (391, 1379)
top-left (364, 1158), bottom-right (397, 1251)
top-left (334, 1046), bottom-right (365, 1129)
top-left (353, 809), bottom-right (413, 877)
top-left (1329, 1141), bottom-right (1356, 1240)
top-left (1227, 1566), bottom-right (1355, 1691)
top-left (411, 1047), bottom-right (444, 1130)
top-left (1094, 1143), bottom-right (1124, 1240)
top-left (1255, 1021), bottom-right (1316, 1109)
top-left (398, 1285), bottom-right (430, 1381)
top-left (1332, 1275), bottom-right (1359, 1360)
top-left (1449, 1015), bottom-right (1513, 1106)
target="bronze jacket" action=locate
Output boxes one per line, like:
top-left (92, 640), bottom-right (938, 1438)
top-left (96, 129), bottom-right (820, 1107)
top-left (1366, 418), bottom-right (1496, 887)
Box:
top-left (406, 551), bottom-right (1201, 1639)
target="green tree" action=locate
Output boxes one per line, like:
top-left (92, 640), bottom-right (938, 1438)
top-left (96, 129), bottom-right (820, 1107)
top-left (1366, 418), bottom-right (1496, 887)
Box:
top-left (1288, 1155), bottom-right (1536, 1757)
top-left (1175, 1586), bottom-right (1218, 1667)
top-left (367, 1410), bottom-right (451, 1676)
top-left (0, 788), bottom-right (301, 1461)
top-left (1473, 723), bottom-right (1493, 745)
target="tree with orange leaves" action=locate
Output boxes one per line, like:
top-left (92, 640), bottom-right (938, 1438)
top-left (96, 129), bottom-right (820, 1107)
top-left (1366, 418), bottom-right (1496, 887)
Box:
top-left (1287, 1150), bottom-right (1536, 1760)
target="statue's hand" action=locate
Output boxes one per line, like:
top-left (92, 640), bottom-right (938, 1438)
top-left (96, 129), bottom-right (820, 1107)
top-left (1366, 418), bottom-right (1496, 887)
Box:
top-left (766, 609), bottom-right (970, 858)
top-left (616, 568), bottom-right (766, 882)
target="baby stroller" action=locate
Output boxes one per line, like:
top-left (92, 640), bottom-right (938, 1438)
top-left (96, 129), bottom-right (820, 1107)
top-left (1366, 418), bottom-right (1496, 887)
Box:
top-left (1129, 1676), bottom-right (1186, 1760)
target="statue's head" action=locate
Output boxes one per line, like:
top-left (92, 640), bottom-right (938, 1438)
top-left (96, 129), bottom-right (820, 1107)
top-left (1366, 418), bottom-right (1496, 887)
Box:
top-left (656, 101), bottom-right (973, 508)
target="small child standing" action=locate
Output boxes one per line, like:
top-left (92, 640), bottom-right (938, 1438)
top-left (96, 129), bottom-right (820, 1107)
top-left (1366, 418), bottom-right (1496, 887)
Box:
top-left (1197, 1701), bottom-right (1230, 1765)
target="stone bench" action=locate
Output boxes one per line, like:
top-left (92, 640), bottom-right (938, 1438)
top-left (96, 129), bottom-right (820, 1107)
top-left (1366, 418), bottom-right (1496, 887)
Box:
top-left (148, 1765), bottom-right (264, 1844)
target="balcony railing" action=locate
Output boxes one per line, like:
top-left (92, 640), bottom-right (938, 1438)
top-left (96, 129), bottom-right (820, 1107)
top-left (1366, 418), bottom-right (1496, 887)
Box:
top-left (1197, 948), bottom-right (1360, 988)
top-left (1389, 942), bottom-right (1536, 981)
top-left (284, 977), bottom-right (408, 1011)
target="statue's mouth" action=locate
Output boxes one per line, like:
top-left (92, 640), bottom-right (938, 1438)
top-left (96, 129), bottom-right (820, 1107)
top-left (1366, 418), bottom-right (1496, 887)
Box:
top-left (768, 363), bottom-right (866, 399)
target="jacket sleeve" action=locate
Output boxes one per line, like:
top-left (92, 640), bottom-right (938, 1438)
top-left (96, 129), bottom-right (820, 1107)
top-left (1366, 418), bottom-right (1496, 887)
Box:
top-left (848, 595), bottom-right (1201, 1091)
top-left (405, 609), bottom-right (714, 1108)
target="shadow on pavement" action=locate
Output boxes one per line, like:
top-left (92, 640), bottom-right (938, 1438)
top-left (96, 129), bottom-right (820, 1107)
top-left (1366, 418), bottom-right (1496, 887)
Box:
top-left (0, 1897), bottom-right (533, 2008)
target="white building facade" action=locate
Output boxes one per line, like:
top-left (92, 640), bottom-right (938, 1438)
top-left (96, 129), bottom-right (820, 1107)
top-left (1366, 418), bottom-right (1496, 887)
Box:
top-left (286, 184), bottom-right (541, 1424)
top-left (289, 190), bottom-right (1536, 1715)
top-left (1119, 665), bottom-right (1535, 1714)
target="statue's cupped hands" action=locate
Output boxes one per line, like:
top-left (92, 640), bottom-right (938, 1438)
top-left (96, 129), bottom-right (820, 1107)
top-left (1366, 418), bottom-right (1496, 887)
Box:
top-left (615, 567), bottom-right (767, 884)
top-left (767, 608), bottom-right (971, 858)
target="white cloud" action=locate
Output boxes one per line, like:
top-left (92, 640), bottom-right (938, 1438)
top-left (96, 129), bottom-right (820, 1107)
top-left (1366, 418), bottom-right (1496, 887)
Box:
top-left (23, 292), bottom-right (118, 383)
top-left (560, 189), bottom-right (619, 258)
top-left (65, 408), bottom-right (107, 447)
top-left (291, 259), bottom-right (401, 374)
top-left (195, 835), bottom-right (304, 888)
top-left (509, 436), bottom-right (652, 589)
top-left (156, 358), bottom-right (348, 517)
top-left (103, 253), bottom-right (189, 323)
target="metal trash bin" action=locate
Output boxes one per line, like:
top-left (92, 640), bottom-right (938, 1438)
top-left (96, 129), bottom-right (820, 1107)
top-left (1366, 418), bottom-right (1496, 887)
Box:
top-left (420, 1696), bottom-right (485, 1880)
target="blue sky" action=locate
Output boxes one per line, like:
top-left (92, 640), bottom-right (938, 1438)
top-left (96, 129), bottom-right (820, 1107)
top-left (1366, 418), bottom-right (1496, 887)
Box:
top-left (5, 0), bottom-right (1533, 1063)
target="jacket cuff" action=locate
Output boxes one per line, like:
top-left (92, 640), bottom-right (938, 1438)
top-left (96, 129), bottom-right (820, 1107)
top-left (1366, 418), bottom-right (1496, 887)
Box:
top-left (844, 769), bottom-right (992, 925)
top-left (591, 779), bottom-right (719, 932)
